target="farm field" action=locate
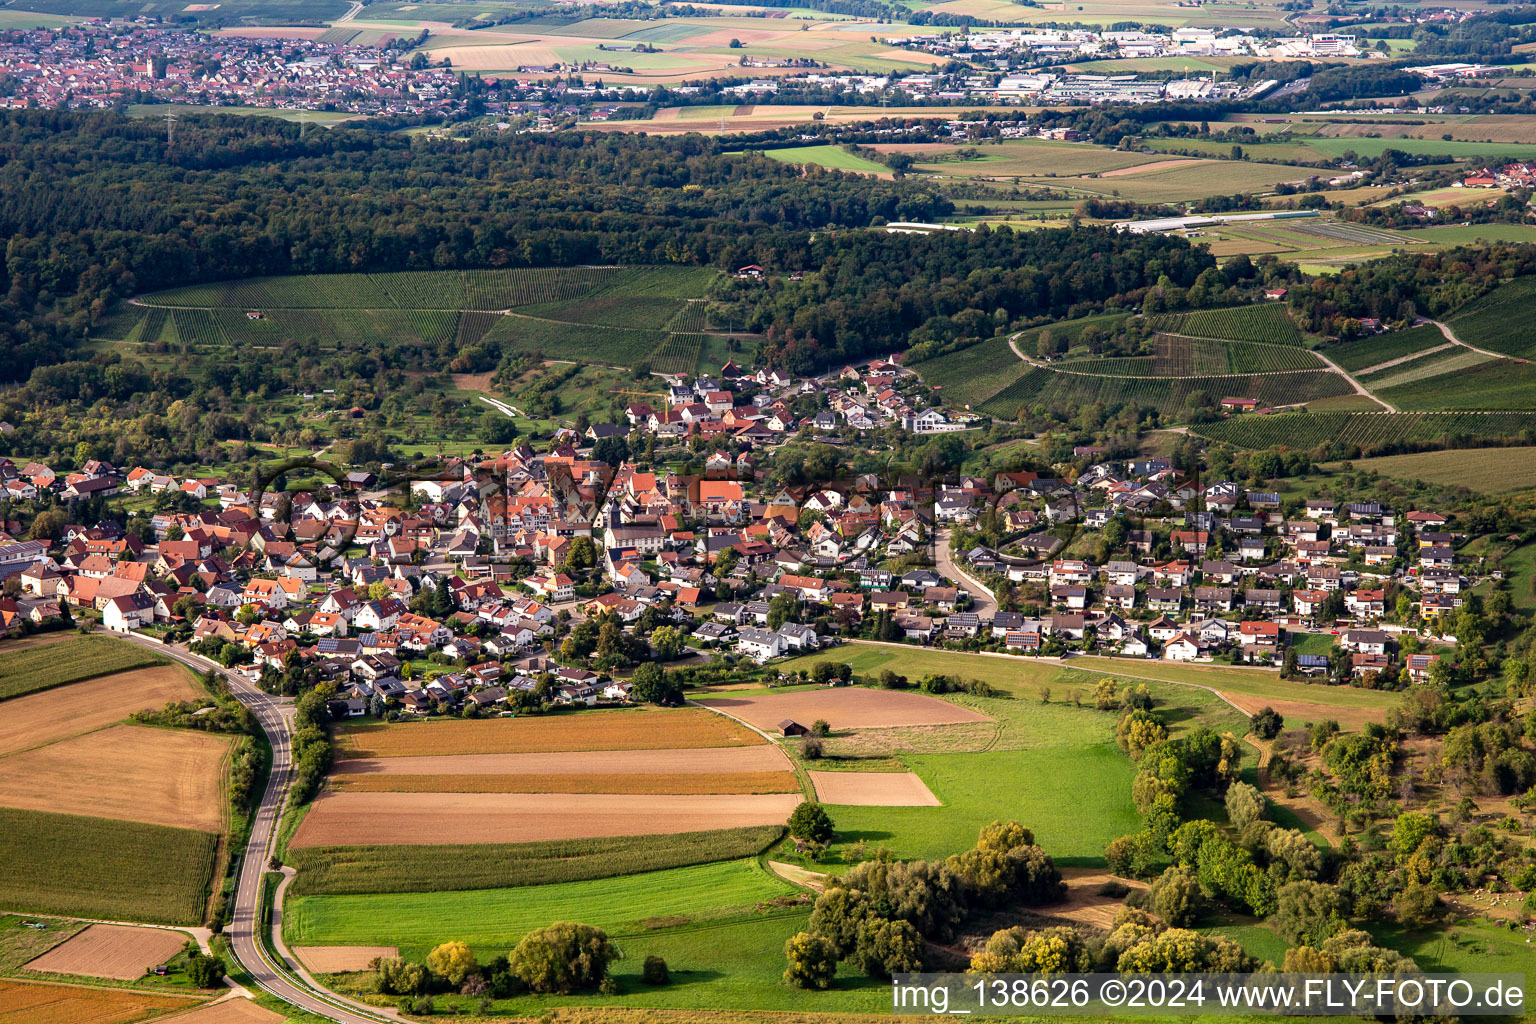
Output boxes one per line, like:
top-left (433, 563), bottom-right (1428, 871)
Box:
top-left (753, 144), bottom-right (890, 176)
top-left (695, 686), bottom-right (993, 730)
top-left (335, 708), bottom-right (760, 757)
top-left (0, 725), bottom-right (231, 831)
top-left (911, 335), bottom-right (1030, 410)
top-left (332, 745), bottom-right (789, 776)
top-left (287, 825), bottom-right (787, 896)
top-left (330, 770), bottom-right (800, 794)
top-left (0, 665), bottom-right (200, 755)
top-left (1146, 134), bottom-right (1536, 163)
top-left (910, 139), bottom-right (1173, 177)
top-left (284, 858), bottom-right (796, 960)
top-left (1328, 447), bottom-right (1536, 495)
top-left (1192, 410), bottom-right (1536, 451)
top-left (0, 634), bottom-right (161, 701)
top-left (0, 807), bottom-right (218, 925)
top-left (1360, 348), bottom-right (1496, 393)
top-left (0, 980), bottom-right (198, 1024)
top-left (1002, 159), bottom-right (1322, 204)
top-left (288, 791), bottom-right (803, 847)
top-left (156, 999), bottom-right (286, 1024)
top-left (807, 770), bottom-right (939, 806)
top-left (23, 924), bottom-right (187, 981)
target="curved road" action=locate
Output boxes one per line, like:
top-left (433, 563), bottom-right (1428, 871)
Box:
top-left (119, 635), bottom-right (390, 1024)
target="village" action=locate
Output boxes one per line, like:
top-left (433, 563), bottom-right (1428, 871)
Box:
top-left (0, 352), bottom-right (1476, 719)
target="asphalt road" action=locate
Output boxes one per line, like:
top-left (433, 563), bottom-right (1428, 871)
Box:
top-left (937, 529), bottom-right (996, 620)
top-left (119, 635), bottom-right (390, 1024)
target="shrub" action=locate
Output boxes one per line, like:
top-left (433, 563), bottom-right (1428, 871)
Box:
top-left (641, 955), bottom-right (669, 986)
top-left (426, 941), bottom-right (477, 986)
top-left (783, 931), bottom-right (837, 989)
top-left (1224, 781), bottom-right (1269, 831)
top-left (1250, 706), bottom-right (1284, 740)
top-left (185, 950), bottom-right (224, 989)
top-left (788, 802), bottom-right (835, 844)
top-left (1150, 866), bottom-right (1200, 927)
top-left (509, 922), bottom-right (615, 994)
top-left (376, 957), bottom-right (428, 995)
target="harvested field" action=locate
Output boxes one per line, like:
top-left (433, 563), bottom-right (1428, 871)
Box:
top-left (292, 946), bottom-right (397, 974)
top-left (1218, 692), bottom-right (1385, 730)
top-left (289, 791), bottom-right (802, 847)
top-left (0, 667), bottom-right (200, 755)
top-left (331, 744), bottom-right (789, 775)
top-left (0, 980), bottom-right (196, 1024)
top-left (0, 725), bottom-right (230, 830)
top-left (331, 771), bottom-right (799, 795)
top-left (1098, 157), bottom-right (1195, 177)
top-left (336, 708), bottom-right (761, 758)
top-left (807, 770), bottom-right (940, 806)
top-left (697, 688), bottom-right (991, 731)
top-left (23, 925), bottom-right (187, 981)
top-left (158, 999), bottom-right (285, 1024)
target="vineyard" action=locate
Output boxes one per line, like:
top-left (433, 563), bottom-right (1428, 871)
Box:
top-left (912, 336), bottom-right (1031, 409)
top-left (1192, 411), bottom-right (1536, 451)
top-left (977, 368), bottom-right (1352, 418)
top-left (1147, 303), bottom-right (1306, 346)
top-left (1444, 275), bottom-right (1536, 359)
top-left (110, 266), bottom-right (719, 372)
top-left (1321, 325), bottom-right (1448, 374)
top-left (1373, 357), bottom-right (1536, 411)
top-left (1359, 349), bottom-right (1494, 393)
top-left (651, 333), bottom-right (707, 375)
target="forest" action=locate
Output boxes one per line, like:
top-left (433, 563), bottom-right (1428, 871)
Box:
top-left (0, 110), bottom-right (952, 383)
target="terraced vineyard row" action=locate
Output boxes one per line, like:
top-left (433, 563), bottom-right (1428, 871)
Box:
top-left (455, 311), bottom-right (502, 349)
top-left (1148, 303), bottom-right (1305, 345)
top-left (1057, 338), bottom-right (1324, 376)
top-left (1322, 325), bottom-right (1447, 373)
top-left (1192, 411), bottom-right (1536, 450)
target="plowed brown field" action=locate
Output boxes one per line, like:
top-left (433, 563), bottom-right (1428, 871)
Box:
top-left (331, 745), bottom-right (789, 775)
top-left (808, 770), bottom-right (940, 806)
top-left (698, 688), bottom-right (991, 730)
top-left (23, 925), bottom-right (187, 981)
top-left (331, 770), bottom-right (799, 794)
top-left (289, 792), bottom-right (802, 847)
top-left (335, 709), bottom-right (761, 758)
top-left (0, 980), bottom-right (196, 1024)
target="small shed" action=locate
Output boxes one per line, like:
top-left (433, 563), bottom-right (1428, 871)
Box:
top-left (777, 719), bottom-right (809, 737)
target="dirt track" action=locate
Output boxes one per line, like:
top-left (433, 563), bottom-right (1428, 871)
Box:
top-left (0, 667), bottom-right (200, 755)
top-left (290, 791), bottom-right (803, 847)
top-left (24, 924), bottom-right (187, 981)
top-left (0, 724), bottom-right (230, 830)
top-left (698, 688), bottom-right (991, 731)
